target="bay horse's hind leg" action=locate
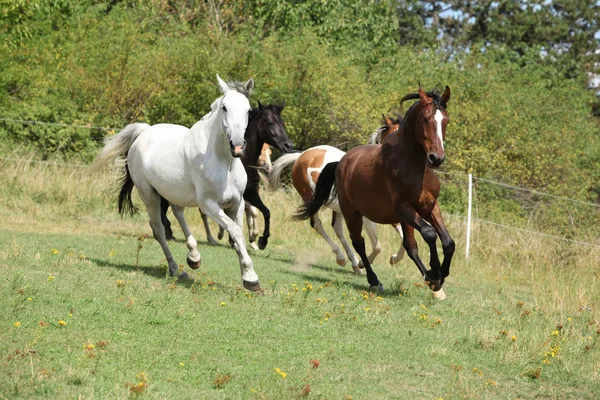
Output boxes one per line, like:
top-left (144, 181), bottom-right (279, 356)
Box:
top-left (160, 196), bottom-right (175, 241)
top-left (345, 210), bottom-right (382, 291)
top-left (171, 205), bottom-right (201, 270)
top-left (310, 212), bottom-right (347, 267)
top-left (200, 211), bottom-right (219, 245)
top-left (331, 211), bottom-right (361, 272)
top-left (389, 224), bottom-right (406, 265)
top-left (426, 202), bottom-right (455, 285)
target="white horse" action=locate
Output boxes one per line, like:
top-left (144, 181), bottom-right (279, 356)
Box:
top-left (92, 74), bottom-right (262, 292)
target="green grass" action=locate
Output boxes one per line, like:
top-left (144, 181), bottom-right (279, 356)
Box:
top-left (1, 161), bottom-right (600, 399)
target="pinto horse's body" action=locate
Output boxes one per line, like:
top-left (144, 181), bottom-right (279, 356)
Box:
top-left (297, 87), bottom-right (454, 298)
top-left (270, 116), bottom-right (405, 272)
top-left (93, 75), bottom-right (263, 291)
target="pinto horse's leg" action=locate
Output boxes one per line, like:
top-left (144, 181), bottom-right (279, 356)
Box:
top-left (344, 210), bottom-right (382, 291)
top-left (200, 210), bottom-right (219, 245)
top-left (361, 218), bottom-right (382, 266)
top-left (243, 187), bottom-right (271, 250)
top-left (202, 199), bottom-right (261, 292)
top-left (311, 212), bottom-right (347, 267)
top-left (171, 205), bottom-right (201, 270)
top-left (389, 223), bottom-right (406, 265)
top-left (426, 202), bottom-right (455, 285)
top-left (160, 196), bottom-right (175, 241)
top-left (331, 211), bottom-right (361, 272)
top-left (245, 203), bottom-right (260, 250)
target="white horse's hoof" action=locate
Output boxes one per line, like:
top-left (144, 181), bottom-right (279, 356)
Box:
top-left (336, 258), bottom-right (347, 267)
top-left (432, 288), bottom-right (447, 300)
top-left (351, 265), bottom-right (364, 274)
top-left (243, 280), bottom-right (262, 293)
top-left (249, 243), bottom-right (259, 251)
top-left (186, 255), bottom-right (201, 270)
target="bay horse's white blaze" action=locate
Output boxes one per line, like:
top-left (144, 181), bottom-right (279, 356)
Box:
top-left (93, 74), bottom-right (261, 290)
top-left (434, 109), bottom-right (444, 150)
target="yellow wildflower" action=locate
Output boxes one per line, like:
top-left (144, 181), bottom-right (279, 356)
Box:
top-left (13, 321), bottom-right (21, 327)
top-left (551, 330), bottom-right (559, 336)
top-left (47, 276), bottom-right (55, 282)
top-left (511, 335), bottom-right (517, 341)
top-left (275, 368), bottom-right (287, 378)
top-left (179, 362), bottom-right (185, 367)
top-left (220, 302), bottom-right (227, 307)
top-left (27, 297), bottom-right (32, 301)
top-left (109, 250), bottom-right (116, 257)
top-left (51, 248), bottom-right (59, 255)
top-left (58, 320), bottom-right (67, 326)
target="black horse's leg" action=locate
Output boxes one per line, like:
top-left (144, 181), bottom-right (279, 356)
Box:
top-left (160, 196), bottom-right (174, 241)
top-left (243, 187), bottom-right (271, 250)
top-left (426, 202), bottom-right (455, 285)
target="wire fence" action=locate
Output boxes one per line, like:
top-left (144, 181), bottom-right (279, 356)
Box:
top-left (2, 117), bottom-right (600, 249)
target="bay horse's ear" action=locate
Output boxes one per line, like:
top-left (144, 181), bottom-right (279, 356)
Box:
top-left (441, 86), bottom-right (451, 104)
top-left (383, 114), bottom-right (393, 128)
top-left (216, 74), bottom-right (230, 94)
top-left (244, 78), bottom-right (254, 95)
top-left (418, 83), bottom-right (430, 103)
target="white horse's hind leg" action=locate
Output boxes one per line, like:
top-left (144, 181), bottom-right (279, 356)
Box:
top-left (172, 205), bottom-right (201, 269)
top-left (143, 195), bottom-right (181, 277)
top-left (331, 211), bottom-right (361, 273)
top-left (202, 200), bottom-right (260, 292)
top-left (311, 212), bottom-right (348, 267)
top-left (362, 218), bottom-right (382, 265)
top-left (200, 211), bottom-right (219, 245)
top-left (389, 223), bottom-right (406, 264)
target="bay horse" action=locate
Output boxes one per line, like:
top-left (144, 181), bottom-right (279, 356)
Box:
top-left (296, 86), bottom-right (454, 299)
top-left (92, 75), bottom-right (263, 291)
top-left (270, 115), bottom-right (405, 273)
top-left (161, 102), bottom-right (293, 250)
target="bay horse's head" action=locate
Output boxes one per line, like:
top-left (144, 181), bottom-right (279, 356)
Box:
top-left (402, 86), bottom-right (450, 169)
top-left (252, 101), bottom-right (294, 154)
top-left (217, 74), bottom-right (254, 158)
top-left (257, 143), bottom-right (273, 174)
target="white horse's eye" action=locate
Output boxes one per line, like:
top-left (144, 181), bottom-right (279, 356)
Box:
top-left (222, 105), bottom-right (227, 112)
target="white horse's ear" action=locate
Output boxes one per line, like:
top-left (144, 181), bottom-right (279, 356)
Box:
top-left (216, 74), bottom-right (230, 94)
top-left (244, 78), bottom-right (254, 95)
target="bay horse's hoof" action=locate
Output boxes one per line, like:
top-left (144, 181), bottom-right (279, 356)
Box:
top-left (258, 236), bottom-right (268, 250)
top-left (432, 288), bottom-right (447, 300)
top-left (186, 256), bottom-right (201, 270)
top-left (369, 283), bottom-right (384, 293)
top-left (243, 280), bottom-right (262, 293)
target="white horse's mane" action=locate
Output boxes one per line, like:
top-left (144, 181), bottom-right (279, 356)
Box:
top-left (201, 80), bottom-right (252, 122)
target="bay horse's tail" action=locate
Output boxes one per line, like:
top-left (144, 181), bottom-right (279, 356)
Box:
top-left (294, 161), bottom-right (339, 220)
top-left (91, 122), bottom-right (151, 216)
top-left (269, 152), bottom-right (301, 190)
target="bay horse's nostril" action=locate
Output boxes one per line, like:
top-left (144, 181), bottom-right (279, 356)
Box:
top-left (428, 154), bottom-right (437, 164)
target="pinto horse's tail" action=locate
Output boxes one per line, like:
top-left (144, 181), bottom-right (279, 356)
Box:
top-left (269, 152), bottom-right (301, 190)
top-left (294, 161), bottom-right (339, 220)
top-left (91, 122), bottom-right (151, 216)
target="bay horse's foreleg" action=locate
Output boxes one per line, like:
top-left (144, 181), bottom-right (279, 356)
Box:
top-left (426, 202), bottom-right (455, 285)
top-left (331, 211), bottom-right (361, 273)
top-left (345, 211), bottom-right (382, 290)
top-left (310, 213), bottom-right (347, 267)
top-left (200, 211), bottom-right (219, 245)
top-left (202, 200), bottom-right (261, 292)
top-left (171, 205), bottom-right (201, 270)
top-left (389, 223), bottom-right (406, 265)
top-left (243, 187), bottom-right (271, 250)
top-left (160, 196), bottom-right (175, 241)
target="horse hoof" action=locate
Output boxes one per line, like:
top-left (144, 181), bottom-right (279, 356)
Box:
top-left (432, 288), bottom-right (447, 300)
top-left (389, 255), bottom-right (400, 265)
top-left (207, 238), bottom-right (219, 246)
top-left (178, 271), bottom-right (189, 279)
top-left (336, 258), bottom-right (347, 267)
top-left (217, 231), bottom-right (225, 241)
top-left (186, 257), bottom-right (201, 270)
top-left (369, 284), bottom-right (384, 293)
top-left (243, 280), bottom-right (262, 293)
top-left (258, 237), bottom-right (268, 250)
top-left (166, 235), bottom-right (175, 241)
top-left (249, 242), bottom-right (259, 251)
top-left (351, 265), bottom-right (363, 274)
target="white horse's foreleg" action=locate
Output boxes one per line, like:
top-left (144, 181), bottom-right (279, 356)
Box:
top-left (172, 205), bottom-right (201, 269)
top-left (310, 212), bottom-right (348, 267)
top-left (362, 218), bottom-right (382, 265)
top-left (246, 203), bottom-right (260, 250)
top-left (389, 223), bottom-right (406, 264)
top-left (200, 211), bottom-right (219, 245)
top-left (202, 200), bottom-right (260, 292)
top-left (331, 211), bottom-right (361, 272)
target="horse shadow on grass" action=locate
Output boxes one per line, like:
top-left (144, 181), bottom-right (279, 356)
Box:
top-left (90, 257), bottom-right (197, 288)
top-left (286, 262), bottom-right (408, 297)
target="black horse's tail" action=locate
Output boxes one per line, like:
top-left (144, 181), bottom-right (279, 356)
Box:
top-left (294, 161), bottom-right (339, 220)
top-left (117, 164), bottom-right (138, 216)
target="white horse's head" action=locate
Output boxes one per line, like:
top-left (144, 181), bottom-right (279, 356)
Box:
top-left (217, 74), bottom-right (253, 158)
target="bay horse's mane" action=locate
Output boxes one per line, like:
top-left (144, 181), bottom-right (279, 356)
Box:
top-left (401, 88), bottom-right (448, 112)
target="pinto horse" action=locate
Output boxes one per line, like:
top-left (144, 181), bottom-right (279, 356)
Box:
top-left (270, 115), bottom-right (405, 273)
top-left (161, 103), bottom-right (292, 250)
top-left (296, 87), bottom-right (454, 299)
top-left (93, 75), bottom-right (263, 291)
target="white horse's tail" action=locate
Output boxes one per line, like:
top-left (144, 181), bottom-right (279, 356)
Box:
top-left (269, 152), bottom-right (301, 190)
top-left (91, 123), bottom-right (150, 171)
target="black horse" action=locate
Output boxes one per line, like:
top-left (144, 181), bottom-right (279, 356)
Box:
top-left (160, 101), bottom-right (293, 250)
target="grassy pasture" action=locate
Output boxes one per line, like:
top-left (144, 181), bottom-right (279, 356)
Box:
top-left (1, 160), bottom-right (600, 399)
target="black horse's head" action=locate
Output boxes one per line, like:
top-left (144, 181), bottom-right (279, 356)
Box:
top-left (249, 101), bottom-right (293, 154)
